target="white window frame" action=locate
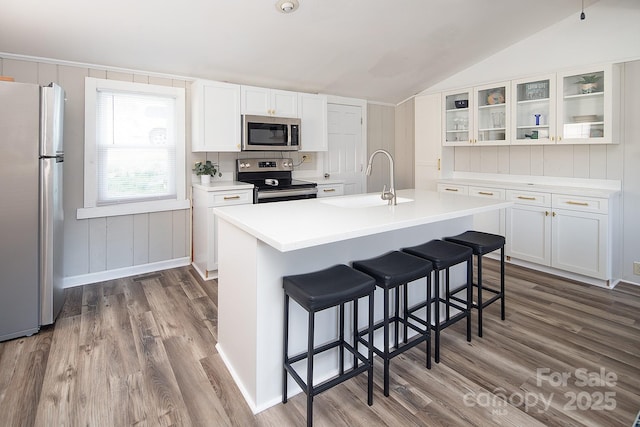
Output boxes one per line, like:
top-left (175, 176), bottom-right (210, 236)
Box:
top-left (78, 77), bottom-right (189, 219)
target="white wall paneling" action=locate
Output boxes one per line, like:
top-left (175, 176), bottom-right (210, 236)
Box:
top-left (367, 103), bottom-right (395, 192)
top-left (0, 56), bottom-right (191, 285)
top-left (394, 99), bottom-right (414, 190)
top-left (622, 60), bottom-right (640, 284)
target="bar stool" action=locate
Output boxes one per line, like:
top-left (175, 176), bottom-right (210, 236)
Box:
top-left (352, 251), bottom-right (433, 396)
top-left (402, 239), bottom-right (473, 363)
top-left (444, 230), bottom-right (506, 337)
top-left (282, 264), bottom-right (375, 427)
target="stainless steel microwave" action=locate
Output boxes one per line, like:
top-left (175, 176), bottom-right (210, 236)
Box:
top-left (242, 115), bottom-right (300, 151)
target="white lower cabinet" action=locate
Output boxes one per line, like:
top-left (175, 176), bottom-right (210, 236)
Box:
top-left (316, 182), bottom-right (344, 198)
top-left (505, 190), bottom-right (552, 265)
top-left (506, 190), bottom-right (611, 280)
top-left (468, 186), bottom-right (505, 237)
top-left (439, 180), bottom-right (617, 284)
top-left (438, 183), bottom-right (504, 238)
top-left (192, 185), bottom-right (253, 279)
top-left (550, 195), bottom-right (609, 279)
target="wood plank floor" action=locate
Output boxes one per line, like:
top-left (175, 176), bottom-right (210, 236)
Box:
top-left (1, 261), bottom-right (639, 426)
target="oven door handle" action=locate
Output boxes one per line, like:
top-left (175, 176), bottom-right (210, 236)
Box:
top-left (257, 187), bottom-right (318, 200)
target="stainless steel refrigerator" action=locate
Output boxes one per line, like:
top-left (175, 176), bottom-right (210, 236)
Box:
top-left (0, 81), bottom-right (65, 342)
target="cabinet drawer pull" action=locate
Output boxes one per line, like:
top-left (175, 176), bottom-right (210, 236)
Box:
top-left (517, 196), bottom-right (536, 200)
top-left (444, 188), bottom-right (459, 192)
top-left (223, 195), bottom-right (241, 200)
top-left (478, 191), bottom-right (494, 196)
top-left (566, 201), bottom-right (589, 206)
top-left (323, 188), bottom-right (336, 192)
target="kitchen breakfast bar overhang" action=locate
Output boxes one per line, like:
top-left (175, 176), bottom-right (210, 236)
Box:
top-left (213, 189), bottom-right (512, 413)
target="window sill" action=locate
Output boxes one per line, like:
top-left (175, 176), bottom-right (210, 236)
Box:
top-left (77, 199), bottom-right (191, 219)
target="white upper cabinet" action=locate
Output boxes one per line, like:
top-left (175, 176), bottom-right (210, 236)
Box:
top-left (511, 74), bottom-right (556, 145)
top-left (442, 82), bottom-right (510, 146)
top-left (441, 62), bottom-right (621, 147)
top-left (298, 92), bottom-right (328, 151)
top-left (241, 85), bottom-right (298, 117)
top-left (474, 82), bottom-right (510, 145)
top-left (556, 64), bottom-right (620, 144)
top-left (191, 80), bottom-right (241, 152)
top-left (442, 88), bottom-right (473, 146)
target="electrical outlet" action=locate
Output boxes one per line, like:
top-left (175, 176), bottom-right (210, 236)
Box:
top-left (634, 261), bottom-right (640, 276)
top-left (302, 154), bottom-right (312, 163)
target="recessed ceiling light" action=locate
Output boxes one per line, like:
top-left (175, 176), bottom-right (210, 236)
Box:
top-left (276, 0), bottom-right (299, 14)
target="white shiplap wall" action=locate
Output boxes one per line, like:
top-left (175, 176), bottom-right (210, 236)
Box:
top-left (0, 57), bottom-right (191, 286)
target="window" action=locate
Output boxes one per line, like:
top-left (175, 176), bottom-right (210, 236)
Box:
top-left (78, 77), bottom-right (189, 219)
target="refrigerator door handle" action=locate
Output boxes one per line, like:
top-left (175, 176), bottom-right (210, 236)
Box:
top-left (40, 154), bottom-right (64, 163)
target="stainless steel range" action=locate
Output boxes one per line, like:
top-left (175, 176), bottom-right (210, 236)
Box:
top-left (237, 158), bottom-right (317, 203)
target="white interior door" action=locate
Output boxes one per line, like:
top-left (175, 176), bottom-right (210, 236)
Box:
top-left (325, 103), bottom-right (365, 195)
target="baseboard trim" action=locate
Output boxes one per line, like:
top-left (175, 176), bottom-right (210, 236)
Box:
top-left (62, 257), bottom-right (191, 288)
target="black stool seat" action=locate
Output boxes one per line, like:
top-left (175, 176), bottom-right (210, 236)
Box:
top-left (444, 230), bottom-right (506, 337)
top-left (445, 230), bottom-right (505, 255)
top-left (402, 239), bottom-right (473, 363)
top-left (283, 264), bottom-right (376, 427)
top-left (284, 264), bottom-right (375, 312)
top-left (403, 239), bottom-right (473, 269)
top-left (352, 250), bottom-right (433, 289)
top-left (353, 251), bottom-right (433, 396)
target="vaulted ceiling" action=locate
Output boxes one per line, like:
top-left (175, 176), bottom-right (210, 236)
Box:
top-left (0, 0), bottom-right (595, 104)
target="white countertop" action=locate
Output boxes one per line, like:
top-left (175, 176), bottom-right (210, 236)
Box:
top-left (214, 189), bottom-right (512, 252)
top-left (438, 177), bottom-right (620, 198)
top-left (297, 176), bottom-right (345, 185)
top-left (192, 180), bottom-right (254, 191)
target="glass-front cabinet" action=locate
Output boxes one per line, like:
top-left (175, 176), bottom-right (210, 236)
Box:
top-left (474, 82), bottom-right (509, 145)
top-left (557, 65), bottom-right (616, 144)
top-left (443, 89), bottom-right (472, 146)
top-left (440, 63), bottom-right (620, 147)
top-left (512, 75), bottom-right (556, 144)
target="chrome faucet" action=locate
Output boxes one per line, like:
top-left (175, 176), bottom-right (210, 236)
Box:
top-left (365, 149), bottom-right (396, 205)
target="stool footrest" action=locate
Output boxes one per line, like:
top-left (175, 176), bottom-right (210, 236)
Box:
top-left (356, 315), bottom-right (429, 341)
top-left (284, 358), bottom-right (371, 397)
top-left (450, 288), bottom-right (501, 309)
top-left (439, 310), bottom-right (468, 330)
top-left (284, 339), bottom-right (370, 397)
top-left (358, 330), bottom-right (428, 360)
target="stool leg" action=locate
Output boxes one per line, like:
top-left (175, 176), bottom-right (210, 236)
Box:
top-left (477, 253), bottom-right (483, 338)
top-left (445, 267), bottom-right (450, 321)
top-left (282, 293), bottom-right (289, 404)
top-left (353, 297), bottom-right (359, 370)
top-left (466, 254), bottom-right (473, 342)
top-left (500, 246), bottom-right (506, 321)
top-left (307, 311), bottom-right (315, 427)
top-left (339, 302), bottom-right (345, 376)
top-left (433, 269), bottom-right (440, 363)
top-left (383, 286), bottom-right (390, 396)
top-left (394, 286), bottom-right (400, 349)
top-left (403, 283), bottom-right (408, 344)
top-left (426, 273), bottom-right (432, 370)
top-left (367, 290), bottom-right (374, 406)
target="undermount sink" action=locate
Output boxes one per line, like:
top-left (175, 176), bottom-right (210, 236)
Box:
top-left (320, 194), bottom-right (413, 208)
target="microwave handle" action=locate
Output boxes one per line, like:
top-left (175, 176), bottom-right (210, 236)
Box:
top-left (287, 125), bottom-right (291, 144)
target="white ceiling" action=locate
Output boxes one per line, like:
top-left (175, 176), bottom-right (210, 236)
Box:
top-left (0, 0), bottom-right (594, 104)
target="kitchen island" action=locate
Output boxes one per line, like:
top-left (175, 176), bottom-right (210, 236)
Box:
top-left (213, 189), bottom-right (512, 413)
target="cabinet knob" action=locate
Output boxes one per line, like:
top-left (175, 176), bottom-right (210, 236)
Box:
top-left (558, 136), bottom-right (562, 141)
top-left (545, 211), bottom-right (549, 216)
top-left (551, 136), bottom-right (555, 141)
top-left (552, 212), bottom-right (557, 217)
